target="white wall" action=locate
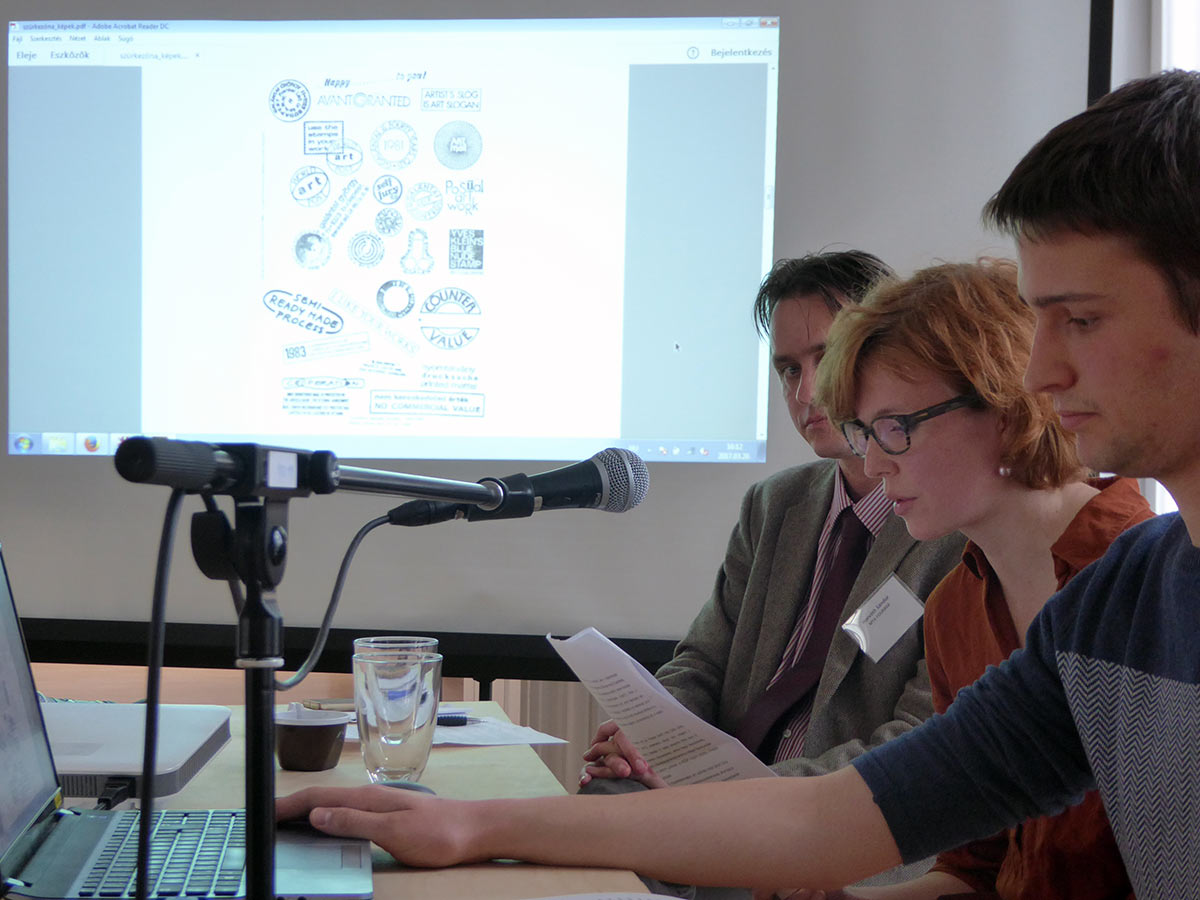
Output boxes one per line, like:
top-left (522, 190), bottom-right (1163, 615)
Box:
top-left (1114, 0), bottom-right (1153, 84)
top-left (0, 0), bottom-right (1091, 644)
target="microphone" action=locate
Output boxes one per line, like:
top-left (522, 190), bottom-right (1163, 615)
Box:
top-left (387, 448), bottom-right (649, 525)
top-left (113, 436), bottom-right (503, 508)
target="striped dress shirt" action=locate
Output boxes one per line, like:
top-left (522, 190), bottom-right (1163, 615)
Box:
top-left (769, 471), bottom-right (890, 762)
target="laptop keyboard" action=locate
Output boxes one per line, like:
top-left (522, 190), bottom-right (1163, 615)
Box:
top-left (77, 810), bottom-right (246, 898)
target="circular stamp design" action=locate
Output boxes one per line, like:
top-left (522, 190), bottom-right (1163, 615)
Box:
top-left (377, 279), bottom-right (416, 319)
top-left (400, 228), bottom-right (435, 274)
top-left (326, 140), bottom-right (364, 175)
top-left (348, 231), bottom-right (385, 267)
top-left (294, 231), bottom-right (331, 269)
top-left (269, 79), bottom-right (310, 121)
top-left (434, 120), bottom-right (483, 169)
top-left (372, 174), bottom-right (403, 205)
top-left (406, 181), bottom-right (443, 221)
top-left (290, 166), bottom-right (331, 207)
top-left (375, 207), bottom-right (403, 237)
top-left (370, 120), bottom-right (418, 170)
top-left (420, 286), bottom-right (481, 350)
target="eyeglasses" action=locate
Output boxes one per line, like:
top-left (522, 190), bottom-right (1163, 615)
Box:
top-left (841, 394), bottom-right (981, 458)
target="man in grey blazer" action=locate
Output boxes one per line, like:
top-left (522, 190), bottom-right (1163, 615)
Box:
top-left (578, 252), bottom-right (964, 898)
top-left (581, 251), bottom-right (964, 789)
top-left (655, 461), bottom-right (963, 777)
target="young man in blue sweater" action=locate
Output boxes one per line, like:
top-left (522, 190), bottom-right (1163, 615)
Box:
top-left (278, 69), bottom-right (1200, 899)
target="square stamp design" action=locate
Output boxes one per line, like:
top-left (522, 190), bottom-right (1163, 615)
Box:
top-left (448, 229), bottom-right (484, 271)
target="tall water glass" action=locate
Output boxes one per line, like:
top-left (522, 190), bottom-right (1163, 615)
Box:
top-left (352, 635), bottom-right (438, 655)
top-left (353, 650), bottom-right (442, 783)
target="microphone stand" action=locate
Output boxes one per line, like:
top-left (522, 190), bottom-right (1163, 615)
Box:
top-left (191, 497), bottom-right (289, 900)
top-left (116, 437), bottom-right (522, 900)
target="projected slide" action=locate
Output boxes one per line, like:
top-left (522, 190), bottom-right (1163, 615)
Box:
top-left (8, 18), bottom-right (779, 461)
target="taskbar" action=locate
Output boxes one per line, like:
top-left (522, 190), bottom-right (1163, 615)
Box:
top-left (8, 432), bottom-right (766, 462)
top-left (8, 431), bottom-right (134, 456)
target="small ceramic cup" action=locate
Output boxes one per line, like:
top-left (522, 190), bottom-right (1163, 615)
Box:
top-left (275, 701), bottom-right (354, 771)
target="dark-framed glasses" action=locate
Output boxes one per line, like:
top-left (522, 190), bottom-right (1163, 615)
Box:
top-left (842, 394), bottom-right (981, 458)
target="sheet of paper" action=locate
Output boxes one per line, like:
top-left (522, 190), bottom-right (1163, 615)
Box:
top-left (548, 627), bottom-right (775, 785)
top-left (432, 716), bottom-right (566, 746)
top-left (345, 718), bottom-right (566, 747)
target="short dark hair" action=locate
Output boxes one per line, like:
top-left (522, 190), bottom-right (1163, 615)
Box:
top-left (984, 69), bottom-right (1200, 332)
top-left (752, 250), bottom-right (894, 338)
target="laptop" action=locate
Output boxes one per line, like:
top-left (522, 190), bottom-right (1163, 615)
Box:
top-left (42, 703), bottom-right (231, 799)
top-left (0, 546), bottom-right (372, 899)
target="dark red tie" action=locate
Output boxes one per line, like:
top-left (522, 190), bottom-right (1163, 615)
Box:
top-left (734, 507), bottom-right (874, 760)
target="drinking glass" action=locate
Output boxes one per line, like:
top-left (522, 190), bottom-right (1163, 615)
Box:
top-left (352, 635), bottom-right (438, 655)
top-left (353, 650), bottom-right (442, 783)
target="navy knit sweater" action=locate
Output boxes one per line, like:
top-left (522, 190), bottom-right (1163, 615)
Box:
top-left (854, 513), bottom-right (1200, 899)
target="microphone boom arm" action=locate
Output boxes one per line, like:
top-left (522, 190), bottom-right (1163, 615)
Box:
top-left (333, 464), bottom-right (504, 509)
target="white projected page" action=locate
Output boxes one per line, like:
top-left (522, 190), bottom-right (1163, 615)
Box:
top-left (8, 18), bottom-right (779, 461)
top-left (139, 26), bottom-right (630, 442)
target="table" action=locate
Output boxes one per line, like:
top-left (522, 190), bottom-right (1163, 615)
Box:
top-left (32, 664), bottom-right (645, 900)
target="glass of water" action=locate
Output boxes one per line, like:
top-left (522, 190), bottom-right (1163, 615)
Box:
top-left (352, 635), bottom-right (438, 655)
top-left (353, 649), bottom-right (442, 783)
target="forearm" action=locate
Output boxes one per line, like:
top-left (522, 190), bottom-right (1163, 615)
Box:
top-left (469, 767), bottom-right (901, 889)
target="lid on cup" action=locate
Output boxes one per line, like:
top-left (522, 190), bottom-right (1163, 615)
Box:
top-left (275, 701), bottom-right (354, 726)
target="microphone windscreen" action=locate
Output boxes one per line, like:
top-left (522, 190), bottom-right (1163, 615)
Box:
top-left (594, 448), bottom-right (649, 512)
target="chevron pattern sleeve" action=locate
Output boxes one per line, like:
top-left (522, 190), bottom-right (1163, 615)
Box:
top-left (852, 514), bottom-right (1200, 900)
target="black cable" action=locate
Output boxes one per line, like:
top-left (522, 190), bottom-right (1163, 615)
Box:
top-left (275, 515), bottom-right (389, 691)
top-left (94, 776), bottom-right (136, 811)
top-left (135, 488), bottom-right (184, 900)
top-left (123, 491), bottom-right (388, 895)
top-left (194, 492), bottom-right (388, 693)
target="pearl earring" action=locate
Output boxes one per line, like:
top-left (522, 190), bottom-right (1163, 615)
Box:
top-left (998, 465), bottom-right (1012, 478)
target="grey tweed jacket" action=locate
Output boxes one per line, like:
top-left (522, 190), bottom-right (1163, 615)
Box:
top-left (656, 460), bottom-right (965, 777)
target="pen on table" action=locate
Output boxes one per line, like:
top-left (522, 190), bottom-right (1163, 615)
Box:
top-left (436, 712), bottom-right (484, 726)
top-left (301, 698), bottom-right (355, 711)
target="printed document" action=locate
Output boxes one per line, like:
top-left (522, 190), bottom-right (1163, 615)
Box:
top-left (548, 627), bottom-right (775, 785)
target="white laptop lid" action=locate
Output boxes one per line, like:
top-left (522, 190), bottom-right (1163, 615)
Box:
top-left (41, 703), bottom-right (230, 797)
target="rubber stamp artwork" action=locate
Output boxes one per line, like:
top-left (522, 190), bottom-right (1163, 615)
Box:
top-left (269, 79), bottom-right (310, 121)
top-left (375, 207), bottom-right (403, 237)
top-left (420, 287), bottom-right (481, 350)
top-left (376, 280), bottom-right (416, 319)
top-left (433, 121), bottom-right (482, 169)
top-left (405, 181), bottom-right (444, 221)
top-left (263, 289), bottom-right (345, 335)
top-left (266, 76), bottom-right (487, 388)
top-left (445, 178), bottom-right (483, 214)
top-left (372, 174), bottom-right (403, 205)
top-left (290, 166), bottom-right (331, 207)
top-left (294, 232), bottom-right (331, 269)
top-left (371, 120), bottom-right (419, 170)
top-left (348, 231), bottom-right (385, 267)
top-left (448, 229), bottom-right (484, 271)
top-left (319, 180), bottom-right (368, 237)
top-left (401, 229), bottom-right (435, 274)
top-left (327, 140), bottom-right (364, 175)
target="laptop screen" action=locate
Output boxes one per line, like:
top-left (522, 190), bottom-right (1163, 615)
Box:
top-left (0, 546), bottom-right (61, 855)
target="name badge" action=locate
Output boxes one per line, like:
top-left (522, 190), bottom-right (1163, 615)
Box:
top-left (841, 574), bottom-right (924, 663)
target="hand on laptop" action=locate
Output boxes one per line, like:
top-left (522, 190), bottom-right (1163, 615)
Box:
top-left (276, 784), bottom-right (481, 867)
